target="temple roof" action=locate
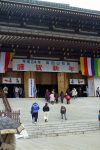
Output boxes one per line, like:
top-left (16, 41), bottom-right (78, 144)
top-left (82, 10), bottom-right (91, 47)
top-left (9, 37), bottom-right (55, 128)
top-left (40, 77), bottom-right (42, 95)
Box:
top-left (1, 0), bottom-right (100, 16)
top-left (0, 0), bottom-right (100, 60)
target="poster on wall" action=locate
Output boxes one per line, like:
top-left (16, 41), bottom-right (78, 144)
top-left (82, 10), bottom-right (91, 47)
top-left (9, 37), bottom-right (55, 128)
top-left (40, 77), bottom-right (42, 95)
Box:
top-left (88, 79), bottom-right (94, 96)
top-left (94, 77), bottom-right (100, 96)
top-left (28, 78), bottom-right (34, 97)
top-left (70, 79), bottom-right (85, 85)
top-left (12, 59), bottom-right (79, 73)
top-left (2, 77), bottom-right (21, 84)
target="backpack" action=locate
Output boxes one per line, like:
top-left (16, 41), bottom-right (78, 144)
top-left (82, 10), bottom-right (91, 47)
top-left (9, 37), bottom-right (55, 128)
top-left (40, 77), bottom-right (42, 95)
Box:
top-left (61, 106), bottom-right (66, 113)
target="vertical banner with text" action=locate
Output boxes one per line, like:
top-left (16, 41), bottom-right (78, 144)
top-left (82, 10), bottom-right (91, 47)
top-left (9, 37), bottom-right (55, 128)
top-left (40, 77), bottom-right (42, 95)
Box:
top-left (28, 78), bottom-right (34, 97)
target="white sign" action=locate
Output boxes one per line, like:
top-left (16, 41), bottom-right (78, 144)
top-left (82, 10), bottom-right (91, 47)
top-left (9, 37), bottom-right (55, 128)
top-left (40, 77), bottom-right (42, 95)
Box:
top-left (12, 59), bottom-right (79, 73)
top-left (28, 78), bottom-right (34, 97)
top-left (70, 79), bottom-right (85, 85)
top-left (88, 79), bottom-right (94, 96)
top-left (2, 77), bottom-right (21, 84)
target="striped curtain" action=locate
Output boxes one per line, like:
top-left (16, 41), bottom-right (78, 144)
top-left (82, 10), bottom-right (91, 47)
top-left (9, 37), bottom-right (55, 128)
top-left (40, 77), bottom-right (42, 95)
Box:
top-left (80, 57), bottom-right (100, 76)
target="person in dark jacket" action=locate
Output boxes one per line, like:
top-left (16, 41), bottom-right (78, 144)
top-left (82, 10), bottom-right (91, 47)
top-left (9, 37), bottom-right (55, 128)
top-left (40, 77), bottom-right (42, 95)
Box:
top-left (60, 91), bottom-right (64, 103)
top-left (54, 92), bottom-right (59, 103)
top-left (96, 87), bottom-right (100, 97)
top-left (43, 103), bottom-right (50, 122)
top-left (60, 105), bottom-right (67, 120)
top-left (45, 89), bottom-right (50, 102)
top-left (31, 102), bottom-right (40, 123)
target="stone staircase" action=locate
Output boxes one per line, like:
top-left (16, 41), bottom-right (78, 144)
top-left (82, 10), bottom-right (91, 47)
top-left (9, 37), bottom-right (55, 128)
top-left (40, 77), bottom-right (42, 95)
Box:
top-left (0, 98), bottom-right (100, 138)
top-left (25, 120), bottom-right (99, 138)
top-left (6, 97), bottom-right (100, 138)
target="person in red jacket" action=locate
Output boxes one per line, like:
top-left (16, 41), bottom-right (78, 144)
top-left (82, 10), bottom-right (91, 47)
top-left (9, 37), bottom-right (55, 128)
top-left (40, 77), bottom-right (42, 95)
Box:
top-left (65, 93), bottom-right (71, 104)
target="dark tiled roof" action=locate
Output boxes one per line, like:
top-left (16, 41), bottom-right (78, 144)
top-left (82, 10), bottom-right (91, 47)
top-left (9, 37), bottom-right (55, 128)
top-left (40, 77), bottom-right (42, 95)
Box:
top-left (2, 0), bottom-right (100, 15)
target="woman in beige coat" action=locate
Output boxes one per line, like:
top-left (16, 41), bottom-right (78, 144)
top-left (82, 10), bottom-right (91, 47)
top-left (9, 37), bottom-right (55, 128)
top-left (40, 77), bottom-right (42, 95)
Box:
top-left (0, 134), bottom-right (16, 150)
top-left (72, 88), bottom-right (77, 99)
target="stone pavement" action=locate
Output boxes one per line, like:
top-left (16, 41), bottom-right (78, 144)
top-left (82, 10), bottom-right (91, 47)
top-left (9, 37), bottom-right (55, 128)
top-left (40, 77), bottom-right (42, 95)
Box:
top-left (8, 97), bottom-right (100, 123)
top-left (15, 97), bottom-right (100, 150)
top-left (16, 131), bottom-right (100, 150)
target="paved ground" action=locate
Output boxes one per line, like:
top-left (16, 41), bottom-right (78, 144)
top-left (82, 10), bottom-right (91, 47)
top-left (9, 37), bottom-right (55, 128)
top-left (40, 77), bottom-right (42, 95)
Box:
top-left (16, 131), bottom-right (100, 150)
top-left (15, 97), bottom-right (100, 150)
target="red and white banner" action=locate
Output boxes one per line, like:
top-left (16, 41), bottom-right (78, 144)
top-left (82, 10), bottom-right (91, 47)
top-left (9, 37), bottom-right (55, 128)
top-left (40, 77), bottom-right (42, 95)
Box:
top-left (12, 59), bottom-right (79, 73)
top-left (0, 52), bottom-right (14, 73)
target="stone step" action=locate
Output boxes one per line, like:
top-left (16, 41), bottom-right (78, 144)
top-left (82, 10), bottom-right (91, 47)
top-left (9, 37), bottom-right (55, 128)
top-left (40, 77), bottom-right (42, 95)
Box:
top-left (23, 121), bottom-right (99, 138)
top-left (27, 127), bottom-right (99, 138)
top-left (27, 126), bottom-right (99, 134)
top-left (5, 98), bottom-right (100, 139)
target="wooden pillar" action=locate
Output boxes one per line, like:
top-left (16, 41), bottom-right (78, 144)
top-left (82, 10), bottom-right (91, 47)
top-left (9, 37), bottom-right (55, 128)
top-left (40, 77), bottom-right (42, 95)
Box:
top-left (24, 72), bottom-right (36, 98)
top-left (66, 73), bottom-right (69, 92)
top-left (57, 73), bottom-right (69, 95)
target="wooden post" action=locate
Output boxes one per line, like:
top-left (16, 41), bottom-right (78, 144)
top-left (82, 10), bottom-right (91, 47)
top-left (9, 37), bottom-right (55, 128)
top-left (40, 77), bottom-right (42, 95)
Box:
top-left (57, 73), bottom-right (69, 95)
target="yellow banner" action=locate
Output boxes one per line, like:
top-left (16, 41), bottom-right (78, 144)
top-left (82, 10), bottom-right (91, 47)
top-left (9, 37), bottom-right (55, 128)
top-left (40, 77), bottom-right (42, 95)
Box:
top-left (80, 57), bottom-right (85, 75)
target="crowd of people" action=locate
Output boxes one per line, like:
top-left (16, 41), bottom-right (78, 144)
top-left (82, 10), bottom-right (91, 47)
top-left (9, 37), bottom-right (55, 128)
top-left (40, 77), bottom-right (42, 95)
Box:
top-left (30, 88), bottom-right (80, 124)
top-left (44, 88), bottom-right (78, 104)
top-left (0, 88), bottom-right (99, 150)
top-left (30, 102), bottom-right (67, 124)
top-left (2, 86), bottom-right (23, 98)
top-left (30, 88), bottom-right (100, 127)
top-left (2, 84), bottom-right (88, 98)
top-left (30, 100), bottom-right (100, 127)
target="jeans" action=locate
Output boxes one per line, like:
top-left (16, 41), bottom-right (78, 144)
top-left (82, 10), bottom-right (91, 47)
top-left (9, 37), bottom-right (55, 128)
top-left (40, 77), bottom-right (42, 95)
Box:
top-left (32, 112), bottom-right (38, 122)
top-left (61, 112), bottom-right (67, 120)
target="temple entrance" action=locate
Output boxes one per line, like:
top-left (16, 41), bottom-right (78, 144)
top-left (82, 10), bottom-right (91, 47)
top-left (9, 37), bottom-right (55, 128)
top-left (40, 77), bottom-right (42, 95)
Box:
top-left (69, 84), bottom-right (87, 97)
top-left (1, 84), bottom-right (24, 98)
top-left (36, 84), bottom-right (58, 98)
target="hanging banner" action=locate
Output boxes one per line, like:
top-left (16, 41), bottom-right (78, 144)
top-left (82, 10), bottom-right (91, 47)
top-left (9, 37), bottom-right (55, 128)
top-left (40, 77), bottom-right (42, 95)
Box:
top-left (28, 78), bottom-right (34, 97)
top-left (2, 77), bottom-right (21, 84)
top-left (80, 57), bottom-right (100, 76)
top-left (70, 79), bottom-right (85, 85)
top-left (12, 59), bottom-right (79, 73)
top-left (0, 52), bottom-right (14, 73)
top-left (88, 79), bottom-right (94, 96)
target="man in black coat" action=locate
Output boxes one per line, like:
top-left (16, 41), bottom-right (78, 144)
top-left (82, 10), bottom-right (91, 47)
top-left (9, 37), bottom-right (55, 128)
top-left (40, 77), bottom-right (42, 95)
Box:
top-left (43, 103), bottom-right (50, 122)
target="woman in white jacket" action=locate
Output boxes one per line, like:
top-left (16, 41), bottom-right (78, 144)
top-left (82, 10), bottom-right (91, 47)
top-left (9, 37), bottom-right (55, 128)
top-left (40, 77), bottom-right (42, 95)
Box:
top-left (50, 91), bottom-right (55, 104)
top-left (72, 88), bottom-right (77, 99)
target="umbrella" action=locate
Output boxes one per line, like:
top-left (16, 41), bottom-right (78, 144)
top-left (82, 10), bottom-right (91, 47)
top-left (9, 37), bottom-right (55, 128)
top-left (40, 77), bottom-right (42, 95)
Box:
top-left (0, 116), bottom-right (24, 135)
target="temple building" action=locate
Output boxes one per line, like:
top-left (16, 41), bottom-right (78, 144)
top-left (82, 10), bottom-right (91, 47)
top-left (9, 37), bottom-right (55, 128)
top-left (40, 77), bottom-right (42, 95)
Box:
top-left (0, 0), bottom-right (100, 97)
